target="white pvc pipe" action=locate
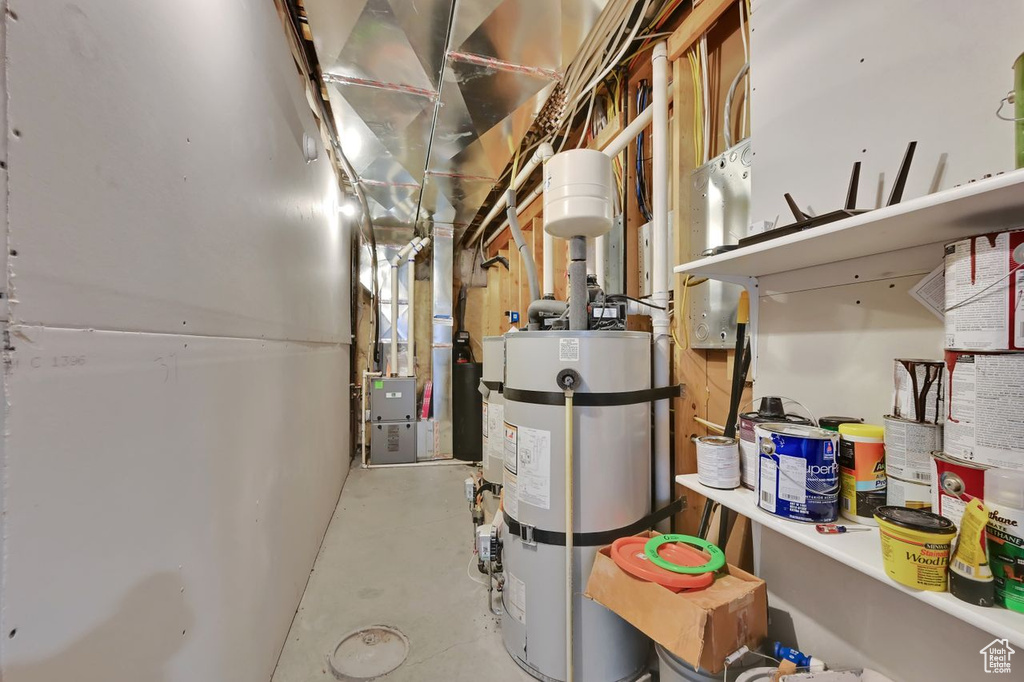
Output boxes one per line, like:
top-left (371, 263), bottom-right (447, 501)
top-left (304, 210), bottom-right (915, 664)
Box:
top-left (601, 84), bottom-right (673, 158)
top-left (651, 42), bottom-right (671, 529)
top-left (652, 43), bottom-right (669, 300)
top-left (390, 263), bottom-right (400, 375)
top-left (544, 230), bottom-right (555, 298)
top-left (594, 234), bottom-right (606, 290)
top-left (360, 370), bottom-right (382, 467)
top-left (468, 143), bottom-right (554, 247)
top-left (406, 259), bottom-right (415, 377)
top-left (405, 237), bottom-right (430, 378)
top-left (389, 239), bottom-right (419, 376)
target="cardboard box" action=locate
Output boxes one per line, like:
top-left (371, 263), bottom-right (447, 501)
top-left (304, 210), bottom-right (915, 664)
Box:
top-left (584, 533), bottom-right (767, 674)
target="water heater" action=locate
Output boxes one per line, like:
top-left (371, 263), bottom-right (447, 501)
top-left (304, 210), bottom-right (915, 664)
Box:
top-left (501, 330), bottom-right (651, 682)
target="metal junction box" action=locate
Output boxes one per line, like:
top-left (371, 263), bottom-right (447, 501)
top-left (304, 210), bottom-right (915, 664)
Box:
top-left (687, 139), bottom-right (751, 348)
top-left (369, 377), bottom-right (416, 422)
top-left (370, 421), bottom-right (416, 464)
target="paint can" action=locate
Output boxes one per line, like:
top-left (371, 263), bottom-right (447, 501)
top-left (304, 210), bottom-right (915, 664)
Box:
top-left (738, 397), bottom-right (812, 490)
top-left (886, 474), bottom-right (931, 510)
top-left (930, 451), bottom-right (991, 530)
top-left (756, 423), bottom-right (839, 523)
top-left (875, 506), bottom-right (957, 591)
top-left (944, 229), bottom-right (1024, 352)
top-left (892, 359), bottom-right (945, 424)
top-left (883, 415), bottom-right (941, 483)
top-left (943, 350), bottom-right (1024, 470)
top-left (696, 435), bottom-right (740, 490)
top-left (818, 416), bottom-right (864, 432)
top-left (838, 423), bottom-right (887, 525)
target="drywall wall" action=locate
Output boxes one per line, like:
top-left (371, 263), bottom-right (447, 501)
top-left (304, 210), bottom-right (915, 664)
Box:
top-left (1, 2), bottom-right (352, 681)
top-left (746, 1), bottom-right (1024, 677)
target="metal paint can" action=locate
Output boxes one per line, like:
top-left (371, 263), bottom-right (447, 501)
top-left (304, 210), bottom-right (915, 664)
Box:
top-left (738, 397), bottom-right (812, 490)
top-left (931, 451), bottom-right (991, 530)
top-left (943, 350), bottom-right (1024, 470)
top-left (875, 506), bottom-right (957, 591)
top-left (892, 359), bottom-right (945, 424)
top-left (818, 416), bottom-right (864, 432)
top-left (886, 474), bottom-right (931, 510)
top-left (756, 423), bottom-right (839, 523)
top-left (696, 435), bottom-right (741, 490)
top-left (838, 423), bottom-right (887, 525)
top-left (944, 229), bottom-right (1024, 352)
top-left (883, 415), bottom-right (941, 483)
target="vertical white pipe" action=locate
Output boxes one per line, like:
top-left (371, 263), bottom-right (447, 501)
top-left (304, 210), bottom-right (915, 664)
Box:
top-left (406, 237), bottom-right (430, 378)
top-left (406, 260), bottom-right (416, 377)
top-left (595, 234), bottom-right (606, 290)
top-left (390, 263), bottom-right (400, 376)
top-left (652, 42), bottom-right (669, 299)
top-left (544, 230), bottom-right (555, 298)
top-left (651, 42), bottom-right (671, 528)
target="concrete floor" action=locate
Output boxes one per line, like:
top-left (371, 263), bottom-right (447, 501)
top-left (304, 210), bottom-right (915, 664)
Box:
top-left (272, 463), bottom-right (534, 682)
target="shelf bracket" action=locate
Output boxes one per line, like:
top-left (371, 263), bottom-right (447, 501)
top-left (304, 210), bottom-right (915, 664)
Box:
top-left (701, 274), bottom-right (759, 380)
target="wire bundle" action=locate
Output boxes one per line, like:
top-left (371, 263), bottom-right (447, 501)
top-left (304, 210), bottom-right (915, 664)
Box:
top-left (634, 80), bottom-right (654, 222)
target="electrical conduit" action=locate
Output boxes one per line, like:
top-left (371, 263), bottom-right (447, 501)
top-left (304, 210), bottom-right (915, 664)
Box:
top-left (506, 190), bottom-right (541, 305)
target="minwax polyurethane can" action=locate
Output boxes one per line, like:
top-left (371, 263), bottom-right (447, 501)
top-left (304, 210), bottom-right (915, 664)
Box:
top-left (756, 423), bottom-right (839, 523)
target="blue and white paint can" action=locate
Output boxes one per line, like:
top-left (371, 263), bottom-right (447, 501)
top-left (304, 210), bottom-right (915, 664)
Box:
top-left (756, 423), bottom-right (840, 523)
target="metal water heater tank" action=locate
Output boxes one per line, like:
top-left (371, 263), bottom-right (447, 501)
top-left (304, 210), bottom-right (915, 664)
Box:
top-left (481, 335), bottom-right (506, 485)
top-left (501, 331), bottom-right (651, 682)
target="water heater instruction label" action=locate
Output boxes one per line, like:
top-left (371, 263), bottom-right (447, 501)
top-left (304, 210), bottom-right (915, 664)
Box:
top-left (507, 572), bottom-right (526, 624)
top-left (558, 338), bottom-right (580, 362)
top-left (516, 426), bottom-right (551, 510)
top-left (503, 423), bottom-right (519, 518)
top-left (488, 403), bottom-right (505, 469)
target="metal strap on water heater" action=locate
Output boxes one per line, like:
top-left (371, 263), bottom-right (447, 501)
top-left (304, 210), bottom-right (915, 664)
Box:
top-left (503, 383), bottom-right (683, 407)
top-left (504, 497), bottom-right (687, 547)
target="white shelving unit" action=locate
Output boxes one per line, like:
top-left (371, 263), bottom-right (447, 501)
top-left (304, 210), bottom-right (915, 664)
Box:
top-left (676, 474), bottom-right (1024, 648)
top-left (674, 168), bottom-right (1024, 279)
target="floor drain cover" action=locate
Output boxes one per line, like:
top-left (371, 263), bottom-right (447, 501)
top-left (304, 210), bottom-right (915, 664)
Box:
top-left (327, 625), bottom-right (409, 681)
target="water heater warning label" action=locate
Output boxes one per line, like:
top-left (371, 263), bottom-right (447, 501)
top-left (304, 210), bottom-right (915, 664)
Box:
top-left (507, 572), bottom-right (526, 624)
top-left (517, 426), bottom-right (551, 510)
top-left (558, 338), bottom-right (580, 362)
top-left (503, 423), bottom-right (519, 518)
top-left (503, 422), bottom-right (551, 512)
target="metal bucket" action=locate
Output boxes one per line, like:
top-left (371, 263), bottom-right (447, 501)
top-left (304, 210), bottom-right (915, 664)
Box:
top-left (755, 423), bottom-right (840, 523)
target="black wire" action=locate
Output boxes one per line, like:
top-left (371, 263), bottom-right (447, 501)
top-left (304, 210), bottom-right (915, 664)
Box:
top-left (635, 80), bottom-right (653, 223)
top-left (606, 293), bottom-right (665, 310)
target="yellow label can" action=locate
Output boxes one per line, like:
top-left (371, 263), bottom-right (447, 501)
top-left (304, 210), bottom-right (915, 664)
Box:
top-left (875, 505), bottom-right (957, 591)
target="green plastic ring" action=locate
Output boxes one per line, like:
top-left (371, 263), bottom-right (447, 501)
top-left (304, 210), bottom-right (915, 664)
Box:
top-left (644, 534), bottom-right (726, 575)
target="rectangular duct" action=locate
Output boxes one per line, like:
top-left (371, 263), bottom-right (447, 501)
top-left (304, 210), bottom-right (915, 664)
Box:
top-left (431, 224), bottom-right (455, 457)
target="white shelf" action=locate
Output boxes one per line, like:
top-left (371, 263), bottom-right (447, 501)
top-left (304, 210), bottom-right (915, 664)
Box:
top-left (674, 169), bottom-right (1024, 279)
top-left (676, 473), bottom-right (1024, 648)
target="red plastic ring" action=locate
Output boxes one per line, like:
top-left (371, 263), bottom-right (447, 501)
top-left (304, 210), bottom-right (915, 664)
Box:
top-left (610, 537), bottom-right (715, 591)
